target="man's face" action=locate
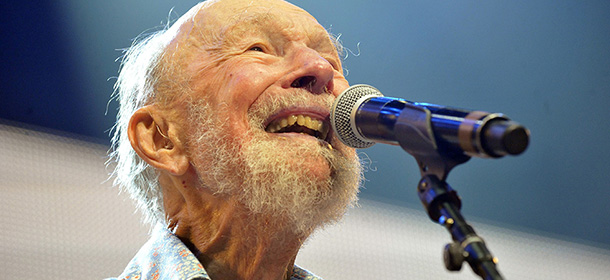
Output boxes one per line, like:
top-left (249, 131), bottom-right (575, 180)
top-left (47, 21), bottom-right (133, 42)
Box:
top-left (169, 0), bottom-right (361, 234)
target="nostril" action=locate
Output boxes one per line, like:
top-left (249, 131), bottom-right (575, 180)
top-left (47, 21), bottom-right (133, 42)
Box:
top-left (291, 76), bottom-right (317, 89)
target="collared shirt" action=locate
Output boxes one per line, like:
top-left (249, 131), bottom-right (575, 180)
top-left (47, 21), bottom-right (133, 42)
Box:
top-left (107, 224), bottom-right (323, 280)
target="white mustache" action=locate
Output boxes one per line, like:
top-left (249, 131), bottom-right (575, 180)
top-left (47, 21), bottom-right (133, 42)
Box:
top-left (247, 90), bottom-right (334, 129)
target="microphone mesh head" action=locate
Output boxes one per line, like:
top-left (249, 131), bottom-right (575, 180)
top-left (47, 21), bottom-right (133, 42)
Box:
top-left (331, 84), bottom-right (384, 148)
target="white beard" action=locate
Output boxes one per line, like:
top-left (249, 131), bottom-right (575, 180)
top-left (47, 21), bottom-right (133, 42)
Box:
top-left (185, 91), bottom-right (362, 236)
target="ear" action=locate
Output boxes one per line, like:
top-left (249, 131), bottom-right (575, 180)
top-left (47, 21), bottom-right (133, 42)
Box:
top-left (128, 106), bottom-right (190, 176)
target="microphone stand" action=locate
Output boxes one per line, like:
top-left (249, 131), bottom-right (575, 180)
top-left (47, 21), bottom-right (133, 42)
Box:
top-left (393, 103), bottom-right (504, 280)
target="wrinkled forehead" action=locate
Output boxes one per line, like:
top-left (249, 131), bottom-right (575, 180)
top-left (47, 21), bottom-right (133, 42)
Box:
top-left (201, 0), bottom-right (310, 22)
top-left (175, 0), bottom-right (330, 49)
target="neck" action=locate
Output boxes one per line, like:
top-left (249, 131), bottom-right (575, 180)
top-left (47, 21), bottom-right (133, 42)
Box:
top-left (164, 175), bottom-right (308, 280)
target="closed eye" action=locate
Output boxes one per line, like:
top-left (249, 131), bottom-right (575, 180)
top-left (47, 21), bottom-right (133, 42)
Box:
top-left (248, 45), bottom-right (264, 52)
top-left (323, 55), bottom-right (341, 71)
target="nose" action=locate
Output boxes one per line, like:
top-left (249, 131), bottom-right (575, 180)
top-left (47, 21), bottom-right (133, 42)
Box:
top-left (281, 47), bottom-right (335, 95)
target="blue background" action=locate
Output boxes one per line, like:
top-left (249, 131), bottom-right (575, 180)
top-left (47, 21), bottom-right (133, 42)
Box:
top-left (2, 0), bottom-right (609, 248)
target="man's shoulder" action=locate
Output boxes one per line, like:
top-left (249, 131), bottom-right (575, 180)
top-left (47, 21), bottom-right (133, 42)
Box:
top-left (107, 224), bottom-right (209, 280)
top-left (107, 225), bottom-right (324, 280)
top-left (291, 265), bottom-right (325, 280)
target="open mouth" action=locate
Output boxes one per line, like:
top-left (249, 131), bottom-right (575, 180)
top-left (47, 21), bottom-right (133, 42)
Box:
top-left (265, 114), bottom-right (330, 143)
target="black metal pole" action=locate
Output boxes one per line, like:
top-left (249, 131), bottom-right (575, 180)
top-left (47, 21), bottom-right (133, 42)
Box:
top-left (418, 175), bottom-right (503, 280)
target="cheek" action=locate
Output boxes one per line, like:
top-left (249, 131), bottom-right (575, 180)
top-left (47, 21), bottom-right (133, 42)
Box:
top-left (225, 66), bottom-right (272, 107)
top-left (219, 66), bottom-right (278, 128)
top-left (332, 77), bottom-right (350, 97)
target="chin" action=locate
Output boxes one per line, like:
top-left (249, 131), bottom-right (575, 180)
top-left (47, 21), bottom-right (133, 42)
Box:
top-left (273, 136), bottom-right (334, 175)
top-left (235, 131), bottom-right (361, 231)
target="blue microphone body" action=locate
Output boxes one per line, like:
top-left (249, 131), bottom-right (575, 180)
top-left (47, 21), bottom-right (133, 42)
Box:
top-left (331, 84), bottom-right (529, 158)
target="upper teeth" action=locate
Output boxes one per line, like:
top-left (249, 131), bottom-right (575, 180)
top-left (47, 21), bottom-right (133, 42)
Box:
top-left (266, 114), bottom-right (329, 139)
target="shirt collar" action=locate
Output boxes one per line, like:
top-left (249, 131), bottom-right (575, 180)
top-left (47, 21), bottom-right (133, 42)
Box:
top-left (116, 224), bottom-right (323, 280)
top-left (116, 223), bottom-right (209, 280)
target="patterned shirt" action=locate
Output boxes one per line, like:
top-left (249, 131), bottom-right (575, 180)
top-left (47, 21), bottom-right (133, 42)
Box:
top-left (107, 224), bottom-right (323, 280)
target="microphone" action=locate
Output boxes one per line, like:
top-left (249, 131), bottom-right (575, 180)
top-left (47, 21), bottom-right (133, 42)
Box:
top-left (330, 84), bottom-right (530, 158)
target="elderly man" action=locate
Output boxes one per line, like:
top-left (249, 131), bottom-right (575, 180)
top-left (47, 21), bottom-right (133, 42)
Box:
top-left (109, 0), bottom-right (362, 279)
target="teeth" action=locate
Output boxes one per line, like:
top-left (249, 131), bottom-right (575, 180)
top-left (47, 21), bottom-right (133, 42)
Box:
top-left (297, 115), bottom-right (305, 126)
top-left (266, 114), bottom-right (329, 140)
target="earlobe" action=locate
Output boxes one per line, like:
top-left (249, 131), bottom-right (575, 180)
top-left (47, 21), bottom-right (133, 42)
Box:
top-left (128, 106), bottom-right (190, 176)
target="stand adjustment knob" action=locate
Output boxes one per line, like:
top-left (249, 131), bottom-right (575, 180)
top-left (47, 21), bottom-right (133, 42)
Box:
top-left (444, 242), bottom-right (465, 271)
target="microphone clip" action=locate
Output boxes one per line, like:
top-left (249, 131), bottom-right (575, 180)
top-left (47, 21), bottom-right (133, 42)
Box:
top-left (393, 102), bottom-right (469, 181)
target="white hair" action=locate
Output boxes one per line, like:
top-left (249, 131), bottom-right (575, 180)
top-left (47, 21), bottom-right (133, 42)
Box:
top-left (109, 30), bottom-right (171, 225)
top-left (109, 2), bottom-right (210, 225)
